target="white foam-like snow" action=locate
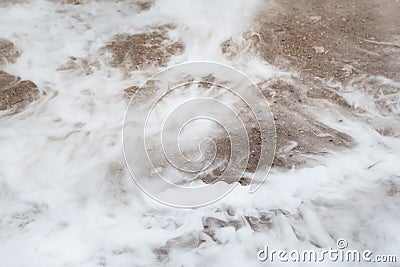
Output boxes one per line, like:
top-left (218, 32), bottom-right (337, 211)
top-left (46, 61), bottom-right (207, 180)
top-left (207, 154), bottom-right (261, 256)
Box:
top-left (0, 0), bottom-right (399, 266)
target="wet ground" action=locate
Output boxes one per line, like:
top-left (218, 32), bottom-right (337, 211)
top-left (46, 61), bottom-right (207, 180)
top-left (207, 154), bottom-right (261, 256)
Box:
top-left (0, 0), bottom-right (399, 266)
top-left (3, 0), bottom-right (398, 168)
top-left (221, 0), bottom-right (400, 169)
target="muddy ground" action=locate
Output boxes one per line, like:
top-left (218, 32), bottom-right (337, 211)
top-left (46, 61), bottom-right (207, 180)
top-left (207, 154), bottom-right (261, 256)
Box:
top-left (58, 24), bottom-right (184, 77)
top-left (118, 0), bottom-right (400, 175)
top-left (254, 0), bottom-right (400, 82)
top-left (118, 0), bottom-right (399, 177)
top-left (221, 0), bottom-right (400, 170)
top-left (102, 24), bottom-right (184, 72)
top-left (0, 39), bottom-right (40, 115)
top-left (0, 38), bottom-right (20, 65)
top-left (0, 71), bottom-right (39, 114)
top-left (2, 0), bottom-right (399, 171)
